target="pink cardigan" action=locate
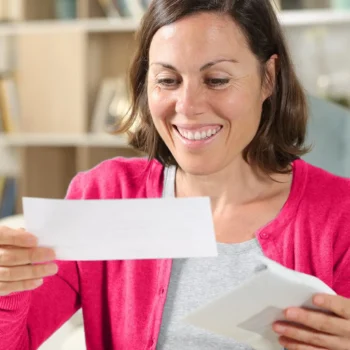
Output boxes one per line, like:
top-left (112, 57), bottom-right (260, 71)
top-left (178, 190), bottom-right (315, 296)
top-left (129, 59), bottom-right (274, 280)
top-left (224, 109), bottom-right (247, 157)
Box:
top-left (1, 158), bottom-right (349, 350)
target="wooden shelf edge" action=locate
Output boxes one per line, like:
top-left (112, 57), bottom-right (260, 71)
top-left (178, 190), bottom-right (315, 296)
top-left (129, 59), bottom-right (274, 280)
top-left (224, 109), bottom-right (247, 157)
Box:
top-left (0, 18), bottom-right (140, 35)
top-left (0, 10), bottom-right (349, 35)
top-left (0, 133), bottom-right (131, 148)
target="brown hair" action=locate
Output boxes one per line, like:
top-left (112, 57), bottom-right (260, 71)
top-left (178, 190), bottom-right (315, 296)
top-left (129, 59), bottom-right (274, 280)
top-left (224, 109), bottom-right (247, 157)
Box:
top-left (117, 0), bottom-right (310, 174)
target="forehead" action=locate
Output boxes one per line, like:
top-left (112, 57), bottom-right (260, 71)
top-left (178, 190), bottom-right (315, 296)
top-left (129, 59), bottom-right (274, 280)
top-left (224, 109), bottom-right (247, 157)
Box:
top-left (149, 12), bottom-right (249, 62)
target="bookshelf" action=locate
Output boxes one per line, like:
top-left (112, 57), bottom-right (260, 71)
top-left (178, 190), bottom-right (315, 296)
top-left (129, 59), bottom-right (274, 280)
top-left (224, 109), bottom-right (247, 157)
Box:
top-left (0, 0), bottom-right (349, 214)
top-left (0, 0), bottom-right (146, 212)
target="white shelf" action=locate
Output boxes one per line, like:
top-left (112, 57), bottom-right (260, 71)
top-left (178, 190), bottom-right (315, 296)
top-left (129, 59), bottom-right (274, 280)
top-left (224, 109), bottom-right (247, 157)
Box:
top-left (0, 18), bottom-right (140, 35)
top-left (0, 10), bottom-right (349, 35)
top-left (83, 17), bottom-right (141, 33)
top-left (0, 133), bottom-right (130, 148)
top-left (279, 9), bottom-right (350, 27)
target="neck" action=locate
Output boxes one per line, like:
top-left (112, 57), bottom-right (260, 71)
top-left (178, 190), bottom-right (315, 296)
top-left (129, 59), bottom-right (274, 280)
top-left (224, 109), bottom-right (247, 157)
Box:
top-left (175, 157), bottom-right (290, 213)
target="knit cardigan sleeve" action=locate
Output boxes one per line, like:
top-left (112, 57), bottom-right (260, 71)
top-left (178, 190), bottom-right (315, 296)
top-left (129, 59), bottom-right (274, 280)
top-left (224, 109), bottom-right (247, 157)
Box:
top-left (0, 173), bottom-right (85, 350)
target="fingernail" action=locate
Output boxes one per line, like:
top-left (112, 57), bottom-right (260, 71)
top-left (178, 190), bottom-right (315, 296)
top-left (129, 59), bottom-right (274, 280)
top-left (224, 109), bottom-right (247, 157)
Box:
top-left (286, 309), bottom-right (298, 319)
top-left (25, 235), bottom-right (37, 245)
top-left (45, 251), bottom-right (56, 261)
top-left (314, 295), bottom-right (324, 306)
top-left (34, 279), bottom-right (43, 287)
top-left (40, 249), bottom-right (56, 262)
top-left (274, 324), bottom-right (286, 334)
top-left (46, 264), bottom-right (58, 275)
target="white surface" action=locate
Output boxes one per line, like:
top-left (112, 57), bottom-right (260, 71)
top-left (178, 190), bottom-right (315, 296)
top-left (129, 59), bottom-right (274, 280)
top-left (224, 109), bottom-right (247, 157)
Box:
top-left (39, 317), bottom-right (83, 350)
top-left (185, 256), bottom-right (335, 350)
top-left (22, 197), bottom-right (218, 261)
top-left (0, 10), bottom-right (349, 36)
top-left (0, 132), bottom-right (129, 148)
top-left (0, 213), bottom-right (24, 228)
top-left (279, 9), bottom-right (350, 26)
top-left (61, 326), bottom-right (86, 350)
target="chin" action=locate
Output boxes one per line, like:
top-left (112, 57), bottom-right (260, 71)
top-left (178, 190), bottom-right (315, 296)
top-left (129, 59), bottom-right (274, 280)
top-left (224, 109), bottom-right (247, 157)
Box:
top-left (175, 156), bottom-right (222, 176)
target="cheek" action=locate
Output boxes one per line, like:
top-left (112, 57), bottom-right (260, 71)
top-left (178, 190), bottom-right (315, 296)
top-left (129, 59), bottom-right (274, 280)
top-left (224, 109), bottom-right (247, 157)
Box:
top-left (212, 93), bottom-right (248, 123)
top-left (148, 89), bottom-right (175, 124)
top-left (214, 88), bottom-right (262, 124)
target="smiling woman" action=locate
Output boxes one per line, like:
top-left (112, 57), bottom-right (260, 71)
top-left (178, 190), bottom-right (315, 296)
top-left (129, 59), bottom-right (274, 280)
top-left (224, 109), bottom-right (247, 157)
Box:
top-left (146, 11), bottom-right (270, 176)
top-left (120, 0), bottom-right (308, 176)
top-left (0, 1), bottom-right (350, 350)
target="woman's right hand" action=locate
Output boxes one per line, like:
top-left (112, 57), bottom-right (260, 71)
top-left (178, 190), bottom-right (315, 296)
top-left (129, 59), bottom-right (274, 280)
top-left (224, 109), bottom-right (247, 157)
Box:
top-left (0, 226), bottom-right (58, 296)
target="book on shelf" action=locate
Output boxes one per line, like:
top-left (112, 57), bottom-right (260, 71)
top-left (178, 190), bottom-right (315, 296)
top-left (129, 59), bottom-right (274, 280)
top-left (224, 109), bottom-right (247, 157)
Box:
top-left (0, 74), bottom-right (20, 133)
top-left (98, 0), bottom-right (151, 18)
top-left (91, 77), bottom-right (131, 134)
top-left (119, 0), bottom-right (145, 18)
top-left (0, 103), bottom-right (3, 132)
top-left (0, 35), bottom-right (15, 74)
top-left (140, 0), bottom-right (152, 9)
top-left (0, 176), bottom-right (17, 219)
top-left (0, 0), bottom-right (24, 22)
top-left (98, 0), bottom-right (121, 17)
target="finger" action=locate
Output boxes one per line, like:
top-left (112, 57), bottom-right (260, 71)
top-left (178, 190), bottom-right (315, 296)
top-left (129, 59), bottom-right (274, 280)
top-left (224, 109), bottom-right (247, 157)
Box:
top-left (0, 247), bottom-right (56, 266)
top-left (273, 322), bottom-right (346, 350)
top-left (0, 226), bottom-right (38, 248)
top-left (314, 294), bottom-right (350, 320)
top-left (279, 336), bottom-right (328, 350)
top-left (0, 279), bottom-right (43, 296)
top-left (0, 263), bottom-right (58, 282)
top-left (283, 306), bottom-right (350, 338)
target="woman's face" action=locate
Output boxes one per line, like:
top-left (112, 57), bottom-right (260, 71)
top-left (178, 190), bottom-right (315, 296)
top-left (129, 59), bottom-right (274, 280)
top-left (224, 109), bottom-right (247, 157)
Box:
top-left (147, 12), bottom-right (274, 175)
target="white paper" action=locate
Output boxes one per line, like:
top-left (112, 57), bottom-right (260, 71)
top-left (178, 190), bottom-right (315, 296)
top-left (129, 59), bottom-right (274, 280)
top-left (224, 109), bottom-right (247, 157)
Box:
top-left (22, 197), bottom-right (217, 261)
top-left (185, 256), bottom-right (336, 350)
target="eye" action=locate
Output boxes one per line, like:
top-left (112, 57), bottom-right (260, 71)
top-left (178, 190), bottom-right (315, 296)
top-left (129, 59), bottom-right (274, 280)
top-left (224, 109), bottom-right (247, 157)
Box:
top-left (205, 78), bottom-right (230, 88)
top-left (156, 78), bottom-right (181, 88)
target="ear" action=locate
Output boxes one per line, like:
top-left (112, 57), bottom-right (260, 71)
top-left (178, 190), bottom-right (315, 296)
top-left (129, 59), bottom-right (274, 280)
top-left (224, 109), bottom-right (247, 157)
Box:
top-left (262, 54), bottom-right (278, 101)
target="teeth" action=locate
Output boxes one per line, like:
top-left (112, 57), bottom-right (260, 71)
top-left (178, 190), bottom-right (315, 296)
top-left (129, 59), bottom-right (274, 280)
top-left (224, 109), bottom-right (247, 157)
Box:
top-left (177, 127), bottom-right (221, 141)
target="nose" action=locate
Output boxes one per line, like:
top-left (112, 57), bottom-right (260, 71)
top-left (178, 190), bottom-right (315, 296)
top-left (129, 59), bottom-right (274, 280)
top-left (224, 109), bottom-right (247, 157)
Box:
top-left (175, 81), bottom-right (205, 118)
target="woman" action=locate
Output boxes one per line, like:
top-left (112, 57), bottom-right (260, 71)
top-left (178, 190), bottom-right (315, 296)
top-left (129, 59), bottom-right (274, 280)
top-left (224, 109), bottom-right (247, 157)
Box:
top-left (0, 0), bottom-right (349, 349)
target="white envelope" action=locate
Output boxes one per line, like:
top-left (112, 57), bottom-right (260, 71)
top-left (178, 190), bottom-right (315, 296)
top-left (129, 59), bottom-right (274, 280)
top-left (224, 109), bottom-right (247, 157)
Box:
top-left (22, 197), bottom-right (218, 261)
top-left (184, 256), bottom-right (336, 350)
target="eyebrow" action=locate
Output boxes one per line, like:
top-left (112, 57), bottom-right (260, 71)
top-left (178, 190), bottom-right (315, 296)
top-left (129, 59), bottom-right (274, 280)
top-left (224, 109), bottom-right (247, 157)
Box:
top-left (150, 59), bottom-right (238, 72)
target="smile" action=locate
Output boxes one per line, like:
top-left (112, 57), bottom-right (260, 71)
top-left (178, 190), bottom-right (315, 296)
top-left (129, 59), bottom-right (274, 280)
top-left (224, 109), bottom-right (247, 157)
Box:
top-left (177, 126), bottom-right (222, 141)
top-left (173, 124), bottom-right (223, 148)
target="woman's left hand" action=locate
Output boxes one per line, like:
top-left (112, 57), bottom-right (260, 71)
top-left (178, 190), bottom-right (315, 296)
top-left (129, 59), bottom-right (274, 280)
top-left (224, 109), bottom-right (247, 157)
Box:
top-left (272, 294), bottom-right (350, 349)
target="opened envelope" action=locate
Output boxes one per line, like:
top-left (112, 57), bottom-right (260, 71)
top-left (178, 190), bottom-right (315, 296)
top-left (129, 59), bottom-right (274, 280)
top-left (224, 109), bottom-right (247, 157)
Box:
top-left (184, 256), bottom-right (336, 350)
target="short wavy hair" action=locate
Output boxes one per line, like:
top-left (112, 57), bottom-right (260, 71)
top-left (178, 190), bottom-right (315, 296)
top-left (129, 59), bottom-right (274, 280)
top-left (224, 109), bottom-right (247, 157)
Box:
top-left (117, 0), bottom-right (310, 174)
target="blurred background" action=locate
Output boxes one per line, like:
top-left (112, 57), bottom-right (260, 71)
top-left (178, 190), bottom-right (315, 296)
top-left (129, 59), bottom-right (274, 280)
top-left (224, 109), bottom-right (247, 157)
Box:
top-left (0, 1), bottom-right (348, 349)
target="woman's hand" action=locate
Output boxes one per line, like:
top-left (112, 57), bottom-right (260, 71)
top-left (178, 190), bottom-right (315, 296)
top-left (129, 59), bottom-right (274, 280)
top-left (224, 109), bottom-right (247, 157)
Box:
top-left (273, 294), bottom-right (350, 349)
top-left (0, 226), bottom-right (58, 296)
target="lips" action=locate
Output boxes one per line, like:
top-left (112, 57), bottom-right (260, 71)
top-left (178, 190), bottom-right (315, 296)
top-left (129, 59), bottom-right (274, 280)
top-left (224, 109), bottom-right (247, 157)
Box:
top-left (173, 124), bottom-right (222, 141)
top-left (173, 125), bottom-right (223, 141)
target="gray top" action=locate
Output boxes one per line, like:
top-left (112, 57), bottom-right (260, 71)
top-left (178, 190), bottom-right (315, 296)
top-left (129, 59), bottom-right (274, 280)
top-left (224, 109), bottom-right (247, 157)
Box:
top-left (157, 166), bottom-right (266, 350)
